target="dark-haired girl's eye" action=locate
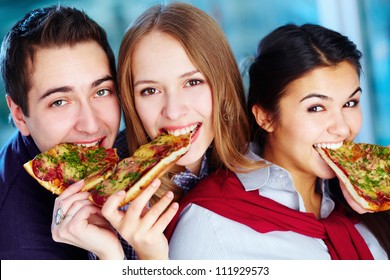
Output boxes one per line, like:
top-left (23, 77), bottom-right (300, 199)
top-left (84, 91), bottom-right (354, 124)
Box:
top-left (307, 105), bottom-right (324, 112)
top-left (344, 99), bottom-right (359, 108)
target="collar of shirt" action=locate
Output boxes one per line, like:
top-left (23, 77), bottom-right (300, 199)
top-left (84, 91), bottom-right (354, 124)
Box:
top-left (235, 150), bottom-right (335, 218)
top-left (172, 146), bottom-right (211, 194)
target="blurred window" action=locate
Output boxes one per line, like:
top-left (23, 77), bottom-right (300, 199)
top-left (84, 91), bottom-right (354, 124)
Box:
top-left (0, 0), bottom-right (388, 146)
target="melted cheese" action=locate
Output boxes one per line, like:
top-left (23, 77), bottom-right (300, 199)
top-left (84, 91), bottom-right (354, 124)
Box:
top-left (326, 142), bottom-right (390, 202)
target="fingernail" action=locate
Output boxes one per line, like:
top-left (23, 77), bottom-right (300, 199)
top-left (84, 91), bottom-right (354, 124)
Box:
top-left (74, 180), bottom-right (84, 187)
top-left (117, 190), bottom-right (126, 197)
top-left (151, 179), bottom-right (159, 187)
top-left (171, 202), bottom-right (179, 210)
top-left (166, 191), bottom-right (174, 199)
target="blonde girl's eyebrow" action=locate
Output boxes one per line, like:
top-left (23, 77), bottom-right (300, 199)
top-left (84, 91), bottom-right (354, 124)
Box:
top-left (133, 70), bottom-right (200, 88)
top-left (179, 70), bottom-right (200, 79)
top-left (299, 87), bottom-right (362, 103)
top-left (133, 79), bottom-right (158, 88)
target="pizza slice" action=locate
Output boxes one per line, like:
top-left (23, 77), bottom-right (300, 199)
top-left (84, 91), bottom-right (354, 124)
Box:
top-left (24, 143), bottom-right (119, 195)
top-left (315, 141), bottom-right (390, 212)
top-left (24, 133), bottom-right (191, 207)
top-left (88, 133), bottom-right (191, 207)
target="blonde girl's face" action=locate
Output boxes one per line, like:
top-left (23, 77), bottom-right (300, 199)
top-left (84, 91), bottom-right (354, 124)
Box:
top-left (255, 62), bottom-right (362, 181)
top-left (131, 31), bottom-right (214, 175)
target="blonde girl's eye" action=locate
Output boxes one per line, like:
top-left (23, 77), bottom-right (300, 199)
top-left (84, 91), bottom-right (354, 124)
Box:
top-left (140, 87), bottom-right (160, 96)
top-left (185, 79), bottom-right (203, 87)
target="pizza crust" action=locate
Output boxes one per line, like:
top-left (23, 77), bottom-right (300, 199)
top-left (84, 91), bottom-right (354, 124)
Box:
top-left (23, 144), bottom-right (120, 196)
top-left (81, 164), bottom-right (117, 192)
top-left (316, 147), bottom-right (390, 212)
top-left (24, 158), bottom-right (116, 196)
top-left (24, 135), bottom-right (190, 208)
top-left (120, 144), bottom-right (190, 207)
top-left (23, 161), bottom-right (65, 195)
top-left (88, 139), bottom-right (191, 207)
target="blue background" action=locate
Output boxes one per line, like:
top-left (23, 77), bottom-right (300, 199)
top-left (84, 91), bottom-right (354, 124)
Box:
top-left (1, 0), bottom-right (389, 146)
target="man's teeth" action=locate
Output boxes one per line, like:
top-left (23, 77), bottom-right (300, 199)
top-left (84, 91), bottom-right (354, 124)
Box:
top-left (166, 124), bottom-right (198, 136)
top-left (76, 141), bottom-right (100, 147)
top-left (314, 142), bottom-right (343, 150)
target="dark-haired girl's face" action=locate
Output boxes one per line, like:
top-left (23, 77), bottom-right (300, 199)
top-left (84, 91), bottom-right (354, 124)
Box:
top-left (260, 62), bottom-right (362, 183)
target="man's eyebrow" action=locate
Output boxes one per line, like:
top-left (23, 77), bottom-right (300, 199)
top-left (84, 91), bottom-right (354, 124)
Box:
top-left (299, 87), bottom-right (362, 102)
top-left (91, 75), bottom-right (114, 88)
top-left (40, 86), bottom-right (72, 100)
top-left (133, 70), bottom-right (200, 87)
top-left (39, 75), bottom-right (114, 100)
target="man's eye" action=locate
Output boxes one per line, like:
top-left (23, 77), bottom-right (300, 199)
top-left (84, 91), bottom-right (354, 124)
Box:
top-left (185, 79), bottom-right (202, 87)
top-left (141, 88), bottom-right (159, 96)
top-left (50, 99), bottom-right (68, 107)
top-left (96, 89), bottom-right (110, 97)
top-left (307, 105), bottom-right (324, 112)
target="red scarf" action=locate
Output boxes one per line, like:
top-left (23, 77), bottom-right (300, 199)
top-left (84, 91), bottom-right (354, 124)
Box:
top-left (165, 170), bottom-right (374, 260)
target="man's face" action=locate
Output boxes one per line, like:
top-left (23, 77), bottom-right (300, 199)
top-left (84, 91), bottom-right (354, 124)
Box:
top-left (9, 42), bottom-right (120, 152)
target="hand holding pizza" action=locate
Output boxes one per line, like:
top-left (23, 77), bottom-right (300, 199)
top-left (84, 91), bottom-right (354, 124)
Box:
top-left (25, 133), bottom-right (190, 207)
top-left (27, 133), bottom-right (190, 259)
top-left (101, 179), bottom-right (178, 260)
top-left (51, 180), bottom-right (125, 259)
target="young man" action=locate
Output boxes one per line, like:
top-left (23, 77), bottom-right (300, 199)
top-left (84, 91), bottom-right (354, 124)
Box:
top-left (0, 6), bottom-right (122, 259)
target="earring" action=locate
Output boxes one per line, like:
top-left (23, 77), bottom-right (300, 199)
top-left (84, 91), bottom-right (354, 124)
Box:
top-left (223, 112), bottom-right (229, 122)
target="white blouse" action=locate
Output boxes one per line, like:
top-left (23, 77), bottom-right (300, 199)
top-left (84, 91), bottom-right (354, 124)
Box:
top-left (168, 151), bottom-right (387, 260)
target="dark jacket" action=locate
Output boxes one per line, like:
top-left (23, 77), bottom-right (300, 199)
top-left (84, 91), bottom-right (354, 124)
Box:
top-left (0, 132), bottom-right (87, 259)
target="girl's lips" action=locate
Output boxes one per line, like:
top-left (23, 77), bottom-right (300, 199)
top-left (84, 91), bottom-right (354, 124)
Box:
top-left (163, 123), bottom-right (200, 136)
top-left (313, 142), bottom-right (343, 150)
top-left (161, 123), bottom-right (201, 138)
top-left (190, 124), bottom-right (201, 143)
top-left (159, 123), bottom-right (201, 145)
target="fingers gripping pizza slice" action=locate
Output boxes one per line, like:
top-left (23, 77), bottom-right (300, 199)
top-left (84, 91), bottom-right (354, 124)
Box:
top-left (88, 133), bottom-right (191, 207)
top-left (315, 141), bottom-right (390, 212)
top-left (24, 143), bottom-right (119, 195)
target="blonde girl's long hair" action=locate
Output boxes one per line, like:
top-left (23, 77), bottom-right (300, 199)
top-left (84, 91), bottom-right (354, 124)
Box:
top-left (118, 3), bottom-right (266, 203)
